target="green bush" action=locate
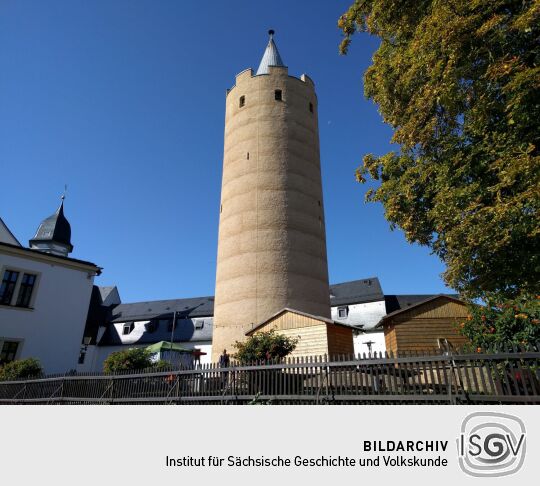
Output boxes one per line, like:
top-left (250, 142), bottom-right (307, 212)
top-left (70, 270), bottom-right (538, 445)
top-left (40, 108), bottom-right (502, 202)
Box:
top-left (460, 293), bottom-right (540, 351)
top-left (234, 329), bottom-right (298, 364)
top-left (0, 358), bottom-right (43, 381)
top-left (103, 348), bottom-right (154, 374)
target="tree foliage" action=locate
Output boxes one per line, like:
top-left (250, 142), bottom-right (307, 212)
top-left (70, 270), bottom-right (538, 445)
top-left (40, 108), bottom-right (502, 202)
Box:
top-left (461, 294), bottom-right (540, 349)
top-left (339, 0), bottom-right (540, 299)
top-left (0, 358), bottom-right (43, 381)
top-left (103, 348), bottom-right (171, 374)
top-left (234, 330), bottom-right (298, 363)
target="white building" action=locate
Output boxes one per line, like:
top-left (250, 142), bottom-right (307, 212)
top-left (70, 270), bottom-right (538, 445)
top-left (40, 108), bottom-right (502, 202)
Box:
top-left (0, 201), bottom-right (101, 373)
top-left (79, 295), bottom-right (214, 372)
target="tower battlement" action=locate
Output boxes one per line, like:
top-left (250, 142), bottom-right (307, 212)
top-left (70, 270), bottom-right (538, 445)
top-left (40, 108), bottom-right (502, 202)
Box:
top-left (226, 67), bottom-right (316, 97)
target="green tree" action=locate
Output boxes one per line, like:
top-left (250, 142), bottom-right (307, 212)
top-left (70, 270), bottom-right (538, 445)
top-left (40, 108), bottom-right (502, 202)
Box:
top-left (0, 358), bottom-right (43, 381)
top-left (234, 330), bottom-right (298, 363)
top-left (103, 348), bottom-right (171, 374)
top-left (339, 0), bottom-right (540, 300)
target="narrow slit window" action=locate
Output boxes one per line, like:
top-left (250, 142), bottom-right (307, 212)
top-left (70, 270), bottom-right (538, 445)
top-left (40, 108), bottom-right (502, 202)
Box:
top-left (239, 96), bottom-right (245, 107)
top-left (247, 152), bottom-right (249, 160)
top-left (309, 102), bottom-right (314, 113)
top-left (274, 89), bottom-right (282, 101)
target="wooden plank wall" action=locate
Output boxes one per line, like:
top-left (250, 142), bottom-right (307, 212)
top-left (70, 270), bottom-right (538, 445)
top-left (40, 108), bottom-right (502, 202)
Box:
top-left (394, 318), bottom-right (468, 351)
top-left (384, 298), bottom-right (470, 353)
top-left (278, 325), bottom-right (329, 357)
top-left (327, 325), bottom-right (354, 358)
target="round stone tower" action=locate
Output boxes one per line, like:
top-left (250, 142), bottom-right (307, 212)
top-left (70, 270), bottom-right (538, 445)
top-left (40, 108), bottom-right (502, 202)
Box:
top-left (212, 31), bottom-right (330, 360)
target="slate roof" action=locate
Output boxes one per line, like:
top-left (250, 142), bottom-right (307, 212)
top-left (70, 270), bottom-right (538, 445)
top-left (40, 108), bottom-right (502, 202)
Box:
top-left (256, 30), bottom-right (286, 75)
top-left (0, 216), bottom-right (21, 246)
top-left (30, 199), bottom-right (73, 251)
top-left (329, 277), bottom-right (384, 306)
top-left (109, 296), bottom-right (215, 323)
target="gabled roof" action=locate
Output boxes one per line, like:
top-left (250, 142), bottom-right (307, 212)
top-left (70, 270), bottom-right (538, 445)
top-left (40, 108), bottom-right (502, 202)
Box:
top-left (376, 294), bottom-right (466, 327)
top-left (0, 216), bottom-right (21, 246)
top-left (329, 277), bottom-right (384, 306)
top-left (256, 30), bottom-right (286, 75)
top-left (98, 286), bottom-right (121, 307)
top-left (246, 307), bottom-right (355, 336)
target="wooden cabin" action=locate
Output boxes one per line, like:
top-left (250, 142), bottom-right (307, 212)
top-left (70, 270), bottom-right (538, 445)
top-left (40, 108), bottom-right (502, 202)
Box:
top-left (376, 295), bottom-right (469, 354)
top-left (245, 308), bottom-right (354, 359)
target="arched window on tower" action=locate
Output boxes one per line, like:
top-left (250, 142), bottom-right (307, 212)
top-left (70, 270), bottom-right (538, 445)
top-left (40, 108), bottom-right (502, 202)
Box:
top-left (239, 96), bottom-right (245, 108)
top-left (274, 89), bottom-right (282, 101)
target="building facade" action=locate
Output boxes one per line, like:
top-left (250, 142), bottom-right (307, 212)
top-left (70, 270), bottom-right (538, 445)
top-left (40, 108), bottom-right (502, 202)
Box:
top-left (212, 31), bottom-right (331, 360)
top-left (0, 201), bottom-right (100, 373)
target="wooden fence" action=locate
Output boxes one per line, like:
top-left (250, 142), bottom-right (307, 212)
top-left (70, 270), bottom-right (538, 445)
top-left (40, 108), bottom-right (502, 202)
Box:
top-left (1, 347), bottom-right (539, 404)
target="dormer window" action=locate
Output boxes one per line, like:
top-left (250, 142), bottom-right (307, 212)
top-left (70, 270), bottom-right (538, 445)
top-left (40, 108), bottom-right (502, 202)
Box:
top-left (337, 306), bottom-right (349, 319)
top-left (239, 96), bottom-right (245, 108)
top-left (122, 322), bottom-right (134, 335)
top-left (274, 89), bottom-right (282, 101)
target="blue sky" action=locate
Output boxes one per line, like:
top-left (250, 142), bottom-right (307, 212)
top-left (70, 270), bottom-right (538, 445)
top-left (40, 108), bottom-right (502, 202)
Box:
top-left (0, 0), bottom-right (451, 302)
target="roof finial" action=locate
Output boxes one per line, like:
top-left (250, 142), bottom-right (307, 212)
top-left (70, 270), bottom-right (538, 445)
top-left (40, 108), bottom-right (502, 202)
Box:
top-left (61, 184), bottom-right (67, 202)
top-left (268, 29), bottom-right (275, 38)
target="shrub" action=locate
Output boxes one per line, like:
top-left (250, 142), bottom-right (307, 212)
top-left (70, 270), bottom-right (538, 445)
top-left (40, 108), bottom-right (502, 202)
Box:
top-left (234, 329), bottom-right (298, 363)
top-left (0, 358), bottom-right (43, 381)
top-left (103, 348), bottom-right (153, 374)
top-left (460, 293), bottom-right (540, 351)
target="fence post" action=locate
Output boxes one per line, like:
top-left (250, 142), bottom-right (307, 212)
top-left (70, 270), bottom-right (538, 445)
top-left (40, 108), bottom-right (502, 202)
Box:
top-left (108, 375), bottom-right (115, 405)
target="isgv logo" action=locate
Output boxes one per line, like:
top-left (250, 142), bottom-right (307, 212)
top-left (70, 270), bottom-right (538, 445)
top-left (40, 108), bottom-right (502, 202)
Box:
top-left (457, 411), bottom-right (526, 477)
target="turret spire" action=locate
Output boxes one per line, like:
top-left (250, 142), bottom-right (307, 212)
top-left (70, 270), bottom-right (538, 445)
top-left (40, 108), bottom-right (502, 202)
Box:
top-left (256, 29), bottom-right (285, 75)
top-left (29, 194), bottom-right (73, 257)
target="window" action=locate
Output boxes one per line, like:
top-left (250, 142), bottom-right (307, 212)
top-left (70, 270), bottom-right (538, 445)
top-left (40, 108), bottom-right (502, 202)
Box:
top-left (122, 322), bottom-right (134, 335)
top-left (309, 102), bottom-right (314, 113)
top-left (0, 270), bottom-right (19, 305)
top-left (195, 320), bottom-right (204, 330)
top-left (0, 341), bottom-right (19, 365)
top-left (239, 95), bottom-right (245, 107)
top-left (274, 89), bottom-right (282, 101)
top-left (16, 273), bottom-right (37, 308)
top-left (247, 152), bottom-right (249, 160)
top-left (78, 347), bottom-right (87, 364)
top-left (337, 306), bottom-right (349, 319)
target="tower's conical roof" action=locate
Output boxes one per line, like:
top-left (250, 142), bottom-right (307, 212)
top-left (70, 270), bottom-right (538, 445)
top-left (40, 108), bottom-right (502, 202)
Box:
top-left (256, 30), bottom-right (285, 75)
top-left (30, 196), bottom-right (73, 252)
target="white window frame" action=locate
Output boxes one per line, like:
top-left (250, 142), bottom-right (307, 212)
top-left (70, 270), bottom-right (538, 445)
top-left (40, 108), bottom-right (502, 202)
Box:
top-left (337, 306), bottom-right (349, 319)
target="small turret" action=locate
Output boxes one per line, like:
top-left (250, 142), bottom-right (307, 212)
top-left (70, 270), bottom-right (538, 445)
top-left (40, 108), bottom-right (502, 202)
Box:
top-left (29, 195), bottom-right (73, 257)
